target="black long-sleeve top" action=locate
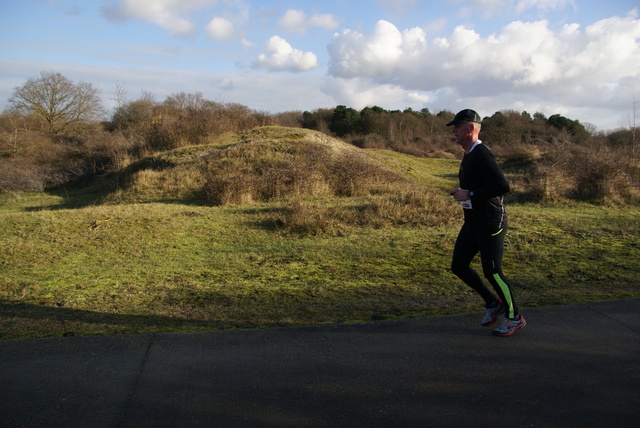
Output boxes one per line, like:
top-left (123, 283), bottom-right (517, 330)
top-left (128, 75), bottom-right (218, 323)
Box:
top-left (458, 142), bottom-right (510, 228)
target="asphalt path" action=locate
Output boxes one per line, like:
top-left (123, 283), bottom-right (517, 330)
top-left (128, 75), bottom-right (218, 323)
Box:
top-left (1, 298), bottom-right (639, 427)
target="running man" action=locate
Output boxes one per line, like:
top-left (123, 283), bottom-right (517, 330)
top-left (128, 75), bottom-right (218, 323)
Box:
top-left (447, 109), bottom-right (526, 337)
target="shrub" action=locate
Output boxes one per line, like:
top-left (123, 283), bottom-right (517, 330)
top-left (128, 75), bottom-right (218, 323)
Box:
top-left (0, 158), bottom-right (46, 192)
top-left (518, 138), bottom-right (640, 204)
top-left (570, 145), bottom-right (640, 203)
top-left (522, 161), bottom-right (574, 202)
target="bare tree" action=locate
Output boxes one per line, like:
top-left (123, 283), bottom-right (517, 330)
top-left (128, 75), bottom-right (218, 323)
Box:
top-left (8, 71), bottom-right (104, 136)
top-left (165, 91), bottom-right (206, 111)
top-left (112, 81), bottom-right (128, 109)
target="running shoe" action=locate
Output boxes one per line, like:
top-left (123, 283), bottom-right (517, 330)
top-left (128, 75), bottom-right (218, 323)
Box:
top-left (493, 314), bottom-right (526, 337)
top-left (481, 298), bottom-right (505, 326)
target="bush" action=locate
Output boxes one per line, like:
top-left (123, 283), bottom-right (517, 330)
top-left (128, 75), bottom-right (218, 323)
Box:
top-left (570, 145), bottom-right (640, 203)
top-left (522, 161), bottom-right (574, 202)
top-left (0, 158), bottom-right (47, 192)
top-left (518, 138), bottom-right (640, 204)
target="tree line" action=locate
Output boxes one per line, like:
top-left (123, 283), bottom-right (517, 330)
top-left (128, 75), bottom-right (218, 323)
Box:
top-left (298, 105), bottom-right (595, 158)
top-left (1, 71), bottom-right (638, 203)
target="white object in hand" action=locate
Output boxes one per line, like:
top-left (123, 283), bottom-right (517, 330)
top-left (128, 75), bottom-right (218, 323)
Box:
top-left (459, 199), bottom-right (472, 209)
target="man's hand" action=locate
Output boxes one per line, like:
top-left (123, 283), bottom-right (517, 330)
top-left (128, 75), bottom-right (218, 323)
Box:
top-left (449, 188), bottom-right (470, 201)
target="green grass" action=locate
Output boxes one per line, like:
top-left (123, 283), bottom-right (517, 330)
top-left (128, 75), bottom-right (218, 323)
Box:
top-left (1, 134), bottom-right (639, 340)
top-left (367, 149), bottom-right (460, 190)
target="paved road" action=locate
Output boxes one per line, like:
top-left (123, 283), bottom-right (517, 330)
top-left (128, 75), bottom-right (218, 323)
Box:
top-left (1, 299), bottom-right (639, 427)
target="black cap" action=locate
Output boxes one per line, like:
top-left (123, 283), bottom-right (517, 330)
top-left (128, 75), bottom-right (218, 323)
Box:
top-left (446, 109), bottom-right (482, 126)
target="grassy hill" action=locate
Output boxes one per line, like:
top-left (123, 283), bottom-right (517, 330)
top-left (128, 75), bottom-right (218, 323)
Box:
top-left (1, 127), bottom-right (639, 339)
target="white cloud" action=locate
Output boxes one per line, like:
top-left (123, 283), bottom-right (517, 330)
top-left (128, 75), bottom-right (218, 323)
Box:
top-left (278, 9), bottom-right (339, 33)
top-left (406, 91), bottom-right (430, 104)
top-left (278, 10), bottom-right (305, 32)
top-left (241, 38), bottom-right (255, 49)
top-left (206, 17), bottom-right (235, 41)
top-left (101, 0), bottom-right (220, 35)
top-left (253, 36), bottom-right (319, 72)
top-left (327, 20), bottom-right (404, 78)
top-left (322, 77), bottom-right (429, 111)
top-left (327, 15), bottom-right (640, 123)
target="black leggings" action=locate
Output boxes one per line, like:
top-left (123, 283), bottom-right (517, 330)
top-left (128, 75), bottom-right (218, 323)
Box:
top-left (451, 222), bottom-right (519, 319)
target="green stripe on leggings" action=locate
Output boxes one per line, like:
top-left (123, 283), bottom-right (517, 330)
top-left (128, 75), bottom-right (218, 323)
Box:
top-left (491, 228), bottom-right (503, 236)
top-left (493, 273), bottom-right (515, 318)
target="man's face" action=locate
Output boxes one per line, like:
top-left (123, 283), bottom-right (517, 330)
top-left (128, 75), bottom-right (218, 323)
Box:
top-left (452, 122), bottom-right (472, 145)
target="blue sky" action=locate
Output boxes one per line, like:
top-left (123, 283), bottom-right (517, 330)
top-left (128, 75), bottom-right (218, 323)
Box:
top-left (1, 0), bottom-right (638, 131)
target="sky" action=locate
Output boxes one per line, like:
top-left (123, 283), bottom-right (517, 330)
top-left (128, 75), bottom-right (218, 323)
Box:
top-left (0, 0), bottom-right (639, 132)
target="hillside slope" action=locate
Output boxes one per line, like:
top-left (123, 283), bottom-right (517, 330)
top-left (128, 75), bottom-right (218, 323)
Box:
top-left (88, 126), bottom-right (460, 232)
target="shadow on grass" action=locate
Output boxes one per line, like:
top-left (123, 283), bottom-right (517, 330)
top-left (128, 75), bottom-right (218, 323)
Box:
top-left (22, 156), bottom-right (200, 211)
top-left (22, 179), bottom-right (209, 211)
top-left (0, 300), bottom-right (224, 339)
